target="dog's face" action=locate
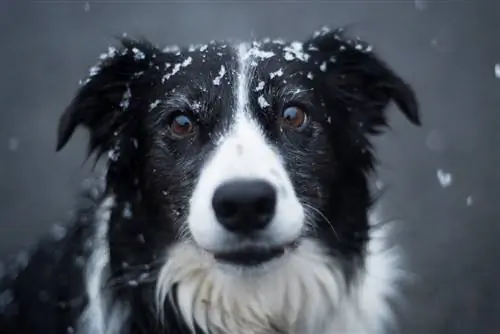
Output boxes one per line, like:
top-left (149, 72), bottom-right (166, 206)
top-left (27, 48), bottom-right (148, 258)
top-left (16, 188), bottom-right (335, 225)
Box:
top-left (57, 28), bottom-right (419, 274)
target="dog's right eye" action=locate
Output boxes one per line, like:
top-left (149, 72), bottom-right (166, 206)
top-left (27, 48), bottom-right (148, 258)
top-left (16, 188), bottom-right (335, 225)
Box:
top-left (168, 113), bottom-right (195, 139)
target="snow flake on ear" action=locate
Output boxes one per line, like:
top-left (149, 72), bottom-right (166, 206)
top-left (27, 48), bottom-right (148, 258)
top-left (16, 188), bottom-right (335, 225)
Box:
top-left (99, 46), bottom-right (118, 61)
top-left (313, 26), bottom-right (331, 38)
top-left (79, 46), bottom-right (118, 86)
top-left (306, 72), bottom-right (314, 80)
top-left (120, 85), bottom-right (132, 110)
top-left (352, 39), bottom-right (373, 53)
top-left (283, 41), bottom-right (310, 62)
top-left (131, 47), bottom-right (146, 60)
top-left (213, 65), bottom-right (226, 86)
top-left (319, 61), bottom-right (327, 72)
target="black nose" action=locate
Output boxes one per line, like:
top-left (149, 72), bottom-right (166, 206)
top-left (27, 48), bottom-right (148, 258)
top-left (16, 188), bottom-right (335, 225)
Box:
top-left (212, 180), bottom-right (277, 234)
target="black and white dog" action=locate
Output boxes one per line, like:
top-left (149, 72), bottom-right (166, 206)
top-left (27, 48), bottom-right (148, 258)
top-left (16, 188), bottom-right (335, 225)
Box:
top-left (0, 26), bottom-right (420, 334)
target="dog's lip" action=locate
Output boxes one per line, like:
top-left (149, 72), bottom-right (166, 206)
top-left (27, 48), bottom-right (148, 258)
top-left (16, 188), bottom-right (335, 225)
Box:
top-left (211, 241), bottom-right (298, 267)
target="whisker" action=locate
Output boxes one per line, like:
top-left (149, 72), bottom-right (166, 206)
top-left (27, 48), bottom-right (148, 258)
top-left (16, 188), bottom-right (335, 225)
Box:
top-left (302, 202), bottom-right (339, 241)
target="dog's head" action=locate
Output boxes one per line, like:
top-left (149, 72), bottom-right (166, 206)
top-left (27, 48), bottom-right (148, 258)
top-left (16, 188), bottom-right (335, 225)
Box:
top-left (57, 28), bottom-right (419, 276)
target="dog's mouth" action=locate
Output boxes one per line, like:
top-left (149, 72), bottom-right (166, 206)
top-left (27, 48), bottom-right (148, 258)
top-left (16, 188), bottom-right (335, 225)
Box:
top-left (212, 242), bottom-right (298, 266)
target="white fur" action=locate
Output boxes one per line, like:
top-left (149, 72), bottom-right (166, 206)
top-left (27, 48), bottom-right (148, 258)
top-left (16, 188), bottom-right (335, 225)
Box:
top-left (77, 196), bottom-right (129, 334)
top-left (187, 43), bottom-right (304, 254)
top-left (155, 212), bottom-right (401, 334)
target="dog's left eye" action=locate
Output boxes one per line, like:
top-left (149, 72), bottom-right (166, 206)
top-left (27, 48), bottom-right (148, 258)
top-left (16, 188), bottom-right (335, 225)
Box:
top-left (168, 113), bottom-right (195, 138)
top-left (280, 106), bottom-right (308, 130)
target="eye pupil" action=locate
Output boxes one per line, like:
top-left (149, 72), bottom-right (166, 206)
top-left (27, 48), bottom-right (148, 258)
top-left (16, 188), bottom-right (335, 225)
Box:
top-left (281, 106), bottom-right (307, 129)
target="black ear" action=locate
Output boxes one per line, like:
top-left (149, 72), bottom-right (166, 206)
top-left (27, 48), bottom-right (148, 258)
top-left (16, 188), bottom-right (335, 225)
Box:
top-left (305, 28), bottom-right (421, 133)
top-left (56, 37), bottom-right (160, 158)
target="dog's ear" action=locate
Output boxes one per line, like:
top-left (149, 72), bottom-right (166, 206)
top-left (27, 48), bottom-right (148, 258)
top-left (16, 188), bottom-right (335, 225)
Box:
top-left (305, 28), bottom-right (421, 134)
top-left (56, 37), bottom-right (160, 158)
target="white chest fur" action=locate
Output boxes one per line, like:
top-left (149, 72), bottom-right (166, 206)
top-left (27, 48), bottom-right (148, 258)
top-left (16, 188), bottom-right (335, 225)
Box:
top-left (155, 224), bottom-right (401, 334)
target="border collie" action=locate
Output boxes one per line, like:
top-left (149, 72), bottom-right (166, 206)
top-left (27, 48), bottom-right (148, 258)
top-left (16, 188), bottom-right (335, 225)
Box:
top-left (0, 26), bottom-right (420, 334)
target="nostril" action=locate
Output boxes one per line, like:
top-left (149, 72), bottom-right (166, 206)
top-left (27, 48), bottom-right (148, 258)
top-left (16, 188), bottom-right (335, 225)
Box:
top-left (254, 195), bottom-right (275, 215)
top-left (215, 200), bottom-right (238, 219)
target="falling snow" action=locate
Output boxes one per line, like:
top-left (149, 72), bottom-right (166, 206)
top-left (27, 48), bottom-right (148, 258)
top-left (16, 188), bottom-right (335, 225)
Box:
top-left (83, 1), bottom-right (90, 12)
top-left (414, 0), bottom-right (428, 11)
top-left (437, 169), bottom-right (453, 188)
top-left (494, 63), bottom-right (500, 78)
top-left (466, 196), bottom-right (473, 206)
top-left (7, 137), bottom-right (18, 151)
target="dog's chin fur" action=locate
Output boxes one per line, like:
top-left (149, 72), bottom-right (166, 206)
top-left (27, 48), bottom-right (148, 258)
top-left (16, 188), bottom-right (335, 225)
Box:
top-left (79, 195), bottom-right (401, 334)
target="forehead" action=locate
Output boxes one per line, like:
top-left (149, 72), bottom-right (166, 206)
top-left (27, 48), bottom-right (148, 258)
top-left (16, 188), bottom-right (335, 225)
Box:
top-left (159, 39), bottom-right (326, 101)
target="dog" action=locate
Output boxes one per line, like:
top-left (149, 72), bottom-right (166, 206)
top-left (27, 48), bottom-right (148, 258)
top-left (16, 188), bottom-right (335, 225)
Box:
top-left (0, 26), bottom-right (420, 334)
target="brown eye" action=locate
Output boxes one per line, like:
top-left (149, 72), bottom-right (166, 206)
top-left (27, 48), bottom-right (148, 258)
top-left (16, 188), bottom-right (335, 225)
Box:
top-left (281, 106), bottom-right (307, 130)
top-left (169, 113), bottom-right (195, 138)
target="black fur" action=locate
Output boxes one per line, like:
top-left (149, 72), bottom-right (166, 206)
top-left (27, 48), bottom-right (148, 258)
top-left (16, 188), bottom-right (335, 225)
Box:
top-left (0, 27), bottom-right (419, 334)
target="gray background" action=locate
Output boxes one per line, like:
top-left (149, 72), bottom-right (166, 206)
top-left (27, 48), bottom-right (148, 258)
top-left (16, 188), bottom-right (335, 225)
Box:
top-left (1, 0), bottom-right (499, 333)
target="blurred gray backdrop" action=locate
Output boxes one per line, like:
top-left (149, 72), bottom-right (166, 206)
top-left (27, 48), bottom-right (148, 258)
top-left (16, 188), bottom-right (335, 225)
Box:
top-left (1, 0), bottom-right (499, 333)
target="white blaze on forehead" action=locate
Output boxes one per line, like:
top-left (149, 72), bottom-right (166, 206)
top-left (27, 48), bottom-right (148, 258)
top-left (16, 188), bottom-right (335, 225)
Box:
top-left (185, 42), bottom-right (304, 252)
top-left (235, 43), bottom-right (252, 117)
